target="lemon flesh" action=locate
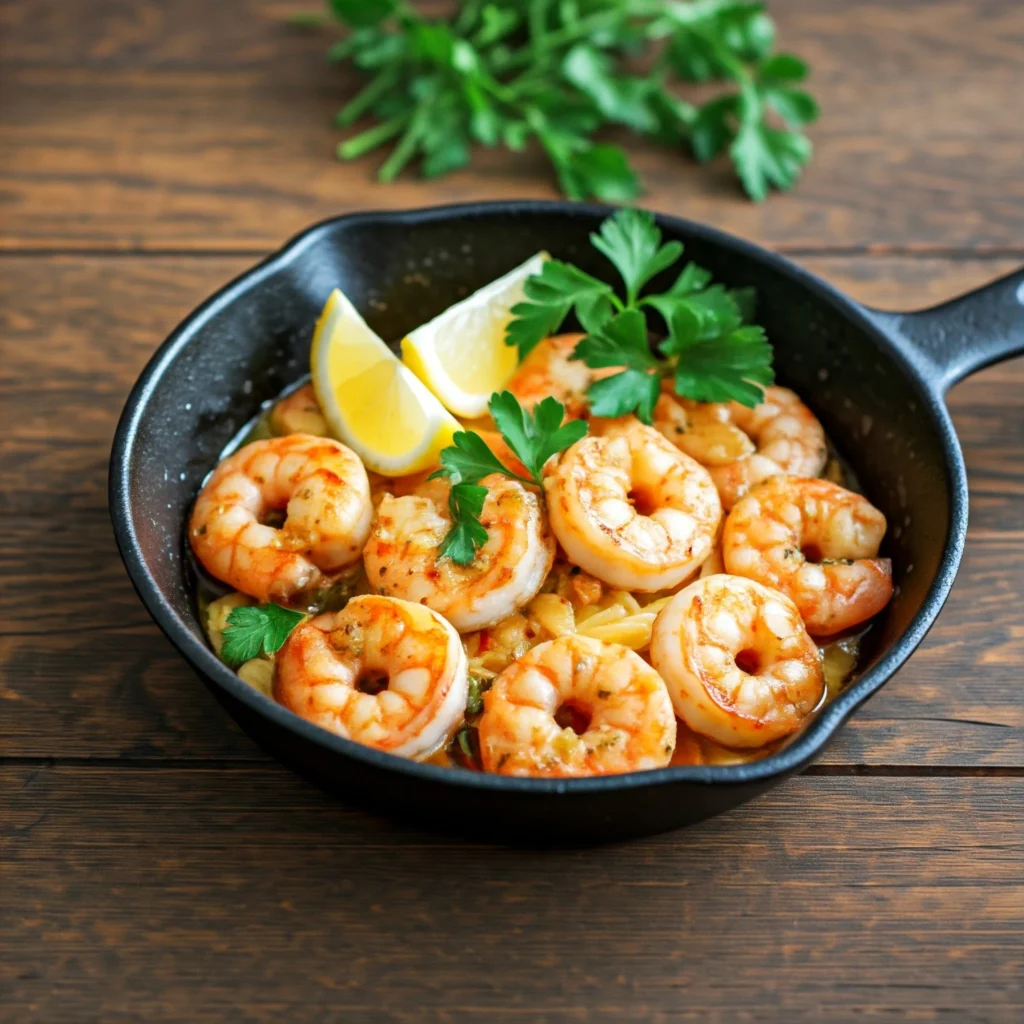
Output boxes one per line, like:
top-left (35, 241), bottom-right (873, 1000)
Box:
top-left (401, 252), bottom-right (548, 418)
top-left (310, 289), bottom-right (459, 475)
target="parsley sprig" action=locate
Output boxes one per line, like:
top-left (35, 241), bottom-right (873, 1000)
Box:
top-left (308, 1), bottom-right (816, 202)
top-left (221, 603), bottom-right (306, 668)
top-left (430, 391), bottom-right (586, 565)
top-left (507, 208), bottom-right (773, 421)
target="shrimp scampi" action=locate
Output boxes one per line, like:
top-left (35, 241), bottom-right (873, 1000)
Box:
top-left (506, 333), bottom-right (617, 420)
top-left (651, 575), bottom-right (825, 747)
top-left (656, 386), bottom-right (827, 509)
top-left (275, 595), bottom-right (468, 759)
top-left (722, 475), bottom-right (893, 635)
top-left (478, 635), bottom-right (677, 776)
top-left (364, 474), bottom-right (555, 632)
top-left (190, 434), bottom-right (373, 604)
top-left (545, 421), bottom-right (721, 592)
top-left (191, 248), bottom-right (897, 780)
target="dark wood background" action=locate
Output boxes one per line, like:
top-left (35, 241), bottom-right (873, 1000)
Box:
top-left (1, 1), bottom-right (1022, 1020)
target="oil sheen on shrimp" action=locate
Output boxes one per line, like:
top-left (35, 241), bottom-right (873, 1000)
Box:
top-left (364, 474), bottom-right (555, 633)
top-left (722, 475), bottom-right (893, 635)
top-left (655, 386), bottom-right (827, 509)
top-left (545, 420), bottom-right (721, 591)
top-left (650, 574), bottom-right (825, 748)
top-left (275, 595), bottom-right (467, 759)
top-left (506, 333), bottom-right (617, 419)
top-left (268, 383), bottom-right (329, 437)
top-left (190, 434), bottom-right (372, 604)
top-left (478, 635), bottom-right (677, 777)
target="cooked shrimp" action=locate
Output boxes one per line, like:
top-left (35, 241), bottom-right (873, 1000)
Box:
top-left (268, 383), bottom-right (329, 437)
top-left (478, 635), bottom-right (676, 777)
top-left (363, 475), bottom-right (555, 633)
top-left (722, 475), bottom-right (893, 635)
top-left (507, 333), bottom-right (616, 419)
top-left (474, 429), bottom-right (530, 478)
top-left (275, 595), bottom-right (467, 759)
top-left (655, 386), bottom-right (827, 509)
top-left (544, 420), bottom-right (721, 591)
top-left (699, 543), bottom-right (726, 578)
top-left (650, 575), bottom-right (824, 747)
top-left (190, 434), bottom-right (373, 604)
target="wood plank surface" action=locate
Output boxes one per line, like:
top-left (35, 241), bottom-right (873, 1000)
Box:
top-left (2, 767), bottom-right (1022, 1023)
top-left (1, 254), bottom-right (1021, 766)
top-left (2, 1), bottom-right (1023, 1020)
top-left (1, 0), bottom-right (1022, 251)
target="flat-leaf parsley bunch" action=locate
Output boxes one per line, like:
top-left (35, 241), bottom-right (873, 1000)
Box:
top-left (507, 207), bottom-right (773, 422)
top-left (431, 391), bottom-right (586, 565)
top-left (307, 1), bottom-right (817, 202)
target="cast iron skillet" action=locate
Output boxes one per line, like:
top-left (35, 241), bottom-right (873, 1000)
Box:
top-left (110, 201), bottom-right (1024, 843)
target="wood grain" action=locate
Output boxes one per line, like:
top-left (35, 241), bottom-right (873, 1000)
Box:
top-left (1, 254), bottom-right (1021, 766)
top-left (2, 3), bottom-right (1023, 1017)
top-left (1, 0), bottom-right (1022, 251)
top-left (2, 767), bottom-right (1021, 1023)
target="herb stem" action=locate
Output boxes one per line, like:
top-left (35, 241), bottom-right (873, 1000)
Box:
top-left (335, 67), bottom-right (400, 127)
top-left (377, 102), bottom-right (431, 182)
top-left (336, 113), bottom-right (411, 161)
top-left (496, 5), bottom-right (660, 72)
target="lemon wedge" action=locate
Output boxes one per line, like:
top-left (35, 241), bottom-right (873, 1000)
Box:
top-left (401, 252), bottom-right (549, 418)
top-left (310, 289), bottom-right (460, 475)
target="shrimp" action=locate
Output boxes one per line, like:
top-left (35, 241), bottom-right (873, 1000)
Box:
top-left (650, 575), bottom-right (824, 748)
top-left (655, 386), bottom-right (827, 509)
top-left (477, 635), bottom-right (676, 777)
top-left (275, 595), bottom-right (468, 759)
top-left (363, 474), bottom-right (555, 633)
top-left (268, 383), bottom-right (329, 437)
top-left (722, 475), bottom-right (893, 635)
top-left (190, 434), bottom-right (373, 604)
top-left (473, 429), bottom-right (530, 478)
top-left (507, 333), bottom-right (616, 419)
top-left (544, 420), bottom-right (721, 592)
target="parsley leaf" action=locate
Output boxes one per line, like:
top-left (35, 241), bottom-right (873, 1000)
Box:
top-left (489, 392), bottom-right (588, 485)
top-left (572, 309), bottom-right (658, 371)
top-left (321, 1), bottom-right (815, 203)
top-left (505, 259), bottom-right (615, 359)
top-left (430, 430), bottom-right (518, 487)
top-left (570, 311), bottom-right (663, 424)
top-left (561, 45), bottom-right (660, 135)
top-left (587, 369), bottom-right (662, 423)
top-left (668, 319), bottom-right (774, 406)
top-left (731, 119), bottom-right (813, 203)
top-left (437, 483), bottom-right (490, 566)
top-left (591, 209), bottom-right (683, 306)
top-left (507, 208), bottom-right (775, 422)
top-left (433, 393), bottom-right (585, 565)
top-left (221, 603), bottom-right (305, 668)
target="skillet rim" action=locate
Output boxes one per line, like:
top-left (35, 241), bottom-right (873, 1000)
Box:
top-left (109, 199), bottom-right (968, 795)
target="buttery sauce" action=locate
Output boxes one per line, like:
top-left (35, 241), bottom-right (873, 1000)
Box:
top-left (192, 382), bottom-right (875, 773)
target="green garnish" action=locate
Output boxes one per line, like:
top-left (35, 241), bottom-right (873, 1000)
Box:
top-left (465, 675), bottom-right (486, 716)
top-left (437, 482), bottom-right (490, 568)
top-left (221, 603), bottom-right (306, 667)
top-left (315, 1), bottom-right (816, 202)
top-left (507, 208), bottom-right (774, 421)
top-left (430, 391), bottom-right (586, 565)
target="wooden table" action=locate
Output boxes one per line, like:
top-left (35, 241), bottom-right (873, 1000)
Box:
top-left (2, 2), bottom-right (1022, 1019)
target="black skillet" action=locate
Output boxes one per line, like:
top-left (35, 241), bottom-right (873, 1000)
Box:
top-left (109, 201), bottom-right (1024, 843)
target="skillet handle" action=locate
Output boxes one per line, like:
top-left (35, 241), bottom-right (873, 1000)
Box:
top-left (867, 267), bottom-right (1024, 392)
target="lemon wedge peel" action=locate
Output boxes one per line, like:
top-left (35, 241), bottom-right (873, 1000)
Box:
top-left (400, 252), bottom-right (550, 418)
top-left (310, 288), bottom-right (460, 475)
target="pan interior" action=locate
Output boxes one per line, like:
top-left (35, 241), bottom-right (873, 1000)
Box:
top-left (123, 206), bottom-right (955, 730)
